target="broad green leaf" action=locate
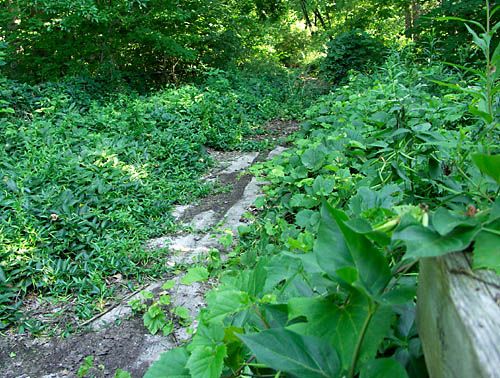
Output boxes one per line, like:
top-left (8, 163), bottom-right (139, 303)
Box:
top-left (301, 147), bottom-right (326, 171)
top-left (296, 209), bottom-right (317, 228)
top-left (220, 259), bottom-right (268, 298)
top-left (330, 206), bottom-right (391, 296)
top-left (473, 220), bottom-right (500, 274)
top-left (344, 218), bottom-right (391, 247)
top-left (141, 290), bottom-right (154, 300)
top-left (393, 215), bottom-right (480, 259)
top-left (174, 306), bottom-right (191, 320)
top-left (181, 267), bottom-right (209, 285)
top-left (472, 153), bottom-right (500, 185)
top-left (290, 193), bottom-right (320, 208)
top-left (287, 293), bottom-right (394, 372)
top-left (359, 358), bottom-right (409, 378)
top-left (490, 196), bottom-right (500, 222)
top-left (159, 295), bottom-right (171, 306)
top-left (224, 330), bottom-right (245, 372)
top-left (186, 344), bottom-right (227, 378)
top-left (369, 111), bottom-right (390, 127)
top-left (283, 251), bottom-right (323, 274)
top-left (143, 306), bottom-right (167, 335)
top-left (312, 175), bottom-right (336, 196)
top-left (264, 254), bottom-right (301, 292)
top-left (187, 322), bottom-right (225, 353)
top-left (238, 328), bottom-right (341, 378)
top-left (224, 326), bottom-right (244, 343)
top-left (203, 288), bottom-right (251, 323)
top-left (261, 304), bottom-right (289, 328)
top-left (379, 285), bottom-right (416, 305)
top-left (144, 347), bottom-right (190, 378)
top-left (245, 257), bottom-right (268, 298)
top-left (314, 201), bottom-right (354, 283)
top-left (431, 208), bottom-right (478, 236)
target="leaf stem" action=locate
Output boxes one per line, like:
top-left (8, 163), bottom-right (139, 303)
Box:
top-left (348, 301), bottom-right (378, 378)
top-left (455, 164), bottom-right (494, 203)
top-left (253, 304), bottom-right (270, 330)
top-left (485, 0), bottom-right (494, 151)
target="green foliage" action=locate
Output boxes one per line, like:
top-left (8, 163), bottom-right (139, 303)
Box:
top-left (321, 30), bottom-right (386, 83)
top-left (0, 69), bottom-right (315, 330)
top-left (413, 0), bottom-right (500, 64)
top-left (0, 0), bottom-right (264, 83)
top-left (146, 28), bottom-right (500, 375)
top-left (239, 328), bottom-right (341, 378)
top-left (144, 348), bottom-right (190, 378)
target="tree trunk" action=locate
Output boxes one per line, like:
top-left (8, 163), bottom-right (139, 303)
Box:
top-left (299, 0), bottom-right (313, 29)
top-left (313, 8), bottom-right (328, 30)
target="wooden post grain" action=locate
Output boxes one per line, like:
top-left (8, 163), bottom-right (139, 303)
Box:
top-left (417, 252), bottom-right (500, 378)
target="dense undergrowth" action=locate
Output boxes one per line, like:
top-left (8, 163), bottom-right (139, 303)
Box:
top-left (145, 45), bottom-right (500, 377)
top-left (0, 69), bottom-right (317, 330)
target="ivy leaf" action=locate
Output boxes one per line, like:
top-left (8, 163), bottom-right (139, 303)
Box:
top-left (144, 347), bottom-right (190, 378)
top-left (238, 328), bottom-right (341, 378)
top-left (186, 344), bottom-right (227, 378)
top-left (359, 358), bottom-right (409, 378)
top-left (181, 267), bottom-right (209, 285)
top-left (287, 293), bottom-right (394, 372)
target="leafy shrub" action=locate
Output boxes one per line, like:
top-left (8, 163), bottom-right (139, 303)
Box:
top-left (145, 44), bottom-right (500, 377)
top-left (321, 30), bottom-right (386, 83)
top-left (0, 69), bottom-right (316, 330)
top-left (412, 0), bottom-right (500, 65)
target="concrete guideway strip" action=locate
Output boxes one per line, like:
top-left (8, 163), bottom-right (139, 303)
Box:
top-left (89, 146), bottom-right (287, 370)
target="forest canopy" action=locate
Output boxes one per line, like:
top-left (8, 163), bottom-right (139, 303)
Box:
top-left (1, 0), bottom-right (498, 85)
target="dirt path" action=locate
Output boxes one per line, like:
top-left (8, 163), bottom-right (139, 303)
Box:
top-left (0, 119), bottom-right (298, 378)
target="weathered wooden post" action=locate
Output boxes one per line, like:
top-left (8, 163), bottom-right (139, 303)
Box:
top-left (416, 252), bottom-right (500, 378)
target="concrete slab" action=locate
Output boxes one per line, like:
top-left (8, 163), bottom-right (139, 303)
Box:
top-left (217, 152), bottom-right (259, 175)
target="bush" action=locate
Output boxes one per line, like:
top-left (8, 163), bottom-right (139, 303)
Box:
top-left (320, 30), bottom-right (386, 83)
top-left (412, 0), bottom-right (500, 65)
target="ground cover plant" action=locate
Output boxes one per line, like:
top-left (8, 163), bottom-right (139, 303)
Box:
top-left (145, 12), bottom-right (500, 375)
top-left (0, 69), bottom-right (316, 331)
